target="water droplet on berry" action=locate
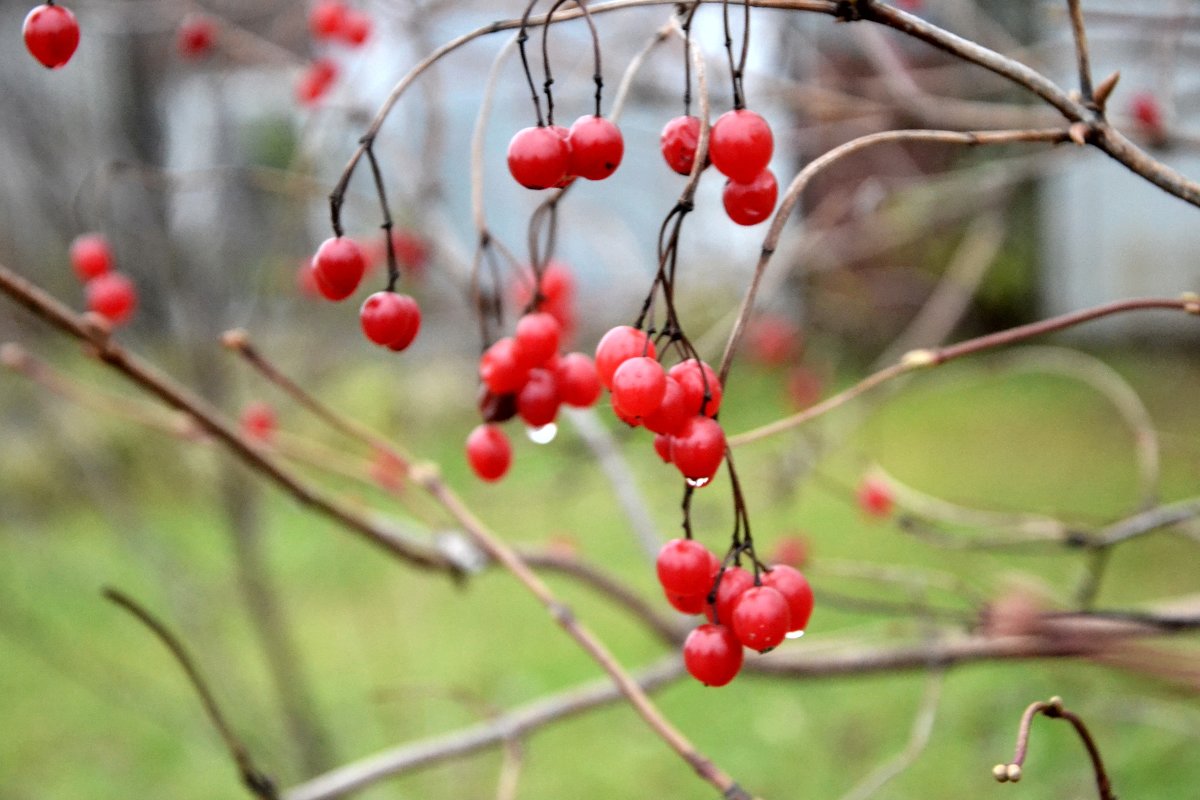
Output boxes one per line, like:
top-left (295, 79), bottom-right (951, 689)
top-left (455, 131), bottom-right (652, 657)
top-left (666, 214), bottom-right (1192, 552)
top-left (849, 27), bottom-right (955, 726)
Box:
top-left (785, 630), bottom-right (806, 640)
top-left (685, 476), bottom-right (711, 488)
top-left (527, 423), bottom-right (558, 444)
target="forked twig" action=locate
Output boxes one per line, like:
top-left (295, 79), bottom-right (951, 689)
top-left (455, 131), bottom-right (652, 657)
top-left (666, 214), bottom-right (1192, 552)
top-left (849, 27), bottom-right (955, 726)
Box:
top-left (992, 696), bottom-right (1116, 800)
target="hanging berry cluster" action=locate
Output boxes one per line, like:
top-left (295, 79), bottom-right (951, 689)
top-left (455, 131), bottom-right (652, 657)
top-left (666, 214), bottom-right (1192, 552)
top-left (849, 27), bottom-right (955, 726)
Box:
top-left (23, 3), bottom-right (80, 69)
top-left (69, 233), bottom-right (137, 327)
top-left (297, 1), bottom-right (373, 106)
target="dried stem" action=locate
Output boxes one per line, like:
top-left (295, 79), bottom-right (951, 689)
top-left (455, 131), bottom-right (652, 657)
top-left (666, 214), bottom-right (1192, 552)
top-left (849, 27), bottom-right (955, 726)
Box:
top-left (1066, 0), bottom-right (1096, 108)
top-left (993, 696), bottom-right (1116, 800)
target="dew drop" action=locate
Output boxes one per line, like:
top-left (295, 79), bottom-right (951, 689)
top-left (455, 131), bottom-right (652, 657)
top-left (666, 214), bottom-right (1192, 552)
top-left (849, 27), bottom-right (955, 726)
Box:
top-left (527, 423), bottom-right (558, 444)
top-left (685, 476), bottom-right (711, 488)
top-left (785, 630), bottom-right (806, 640)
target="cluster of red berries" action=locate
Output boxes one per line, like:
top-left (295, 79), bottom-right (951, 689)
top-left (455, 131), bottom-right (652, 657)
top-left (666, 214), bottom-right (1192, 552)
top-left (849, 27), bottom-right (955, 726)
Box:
top-left (594, 326), bottom-right (727, 486)
top-left (307, 237), bottom-right (422, 352)
top-left (467, 269), bottom-right (600, 482)
top-left (69, 234), bottom-right (137, 327)
top-left (297, 1), bottom-right (373, 106)
top-left (660, 109), bottom-right (778, 226)
top-left (507, 117), bottom-right (625, 190)
top-left (656, 538), bottom-right (814, 686)
top-left (23, 3), bottom-right (80, 69)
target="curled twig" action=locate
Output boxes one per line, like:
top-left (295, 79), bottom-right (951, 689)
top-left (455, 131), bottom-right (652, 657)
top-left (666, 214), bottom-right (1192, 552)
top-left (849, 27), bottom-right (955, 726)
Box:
top-left (993, 696), bottom-right (1116, 800)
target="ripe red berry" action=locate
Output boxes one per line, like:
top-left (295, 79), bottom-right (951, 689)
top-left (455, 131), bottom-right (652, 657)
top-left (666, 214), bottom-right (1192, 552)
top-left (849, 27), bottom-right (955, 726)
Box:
top-left (653, 433), bottom-right (673, 464)
top-left (723, 169), bottom-right (778, 226)
top-left (479, 337), bottom-right (531, 395)
top-left (24, 4), bottom-right (80, 69)
top-left (731, 585), bottom-right (791, 652)
top-left (594, 326), bottom-right (654, 389)
top-left (240, 401), bottom-right (277, 443)
top-left (656, 538), bottom-right (717, 597)
top-left (339, 9), bottom-right (371, 46)
top-left (177, 14), bottom-right (217, 60)
top-left (69, 233), bottom-right (112, 281)
top-left (748, 315), bottom-right (801, 366)
top-left (85, 272), bottom-right (137, 326)
top-left (683, 624), bottom-right (743, 686)
top-left (667, 359), bottom-right (722, 417)
top-left (707, 566), bottom-right (754, 627)
top-left (297, 58), bottom-right (338, 106)
top-left (359, 291), bottom-right (421, 351)
top-left (670, 416), bottom-right (726, 481)
top-left (507, 126), bottom-right (570, 190)
top-left (857, 476), bottom-right (894, 518)
top-left (296, 260), bottom-right (322, 298)
top-left (309, 0), bottom-right (348, 39)
top-left (762, 565), bottom-right (814, 633)
top-left (517, 368), bottom-right (560, 427)
top-left (660, 115), bottom-right (702, 175)
top-left (768, 535), bottom-right (809, 570)
top-left (312, 237), bottom-right (365, 301)
top-left (665, 589), bottom-right (707, 615)
top-left (548, 125), bottom-right (576, 188)
top-left (466, 424), bottom-right (512, 482)
top-left (514, 312), bottom-right (561, 368)
top-left (391, 230), bottom-right (430, 277)
top-left (611, 356), bottom-right (667, 418)
top-left (642, 376), bottom-right (690, 436)
top-left (555, 352), bottom-right (601, 407)
top-left (609, 392), bottom-right (643, 427)
top-left (709, 109), bottom-right (773, 184)
top-left (566, 115), bottom-right (624, 181)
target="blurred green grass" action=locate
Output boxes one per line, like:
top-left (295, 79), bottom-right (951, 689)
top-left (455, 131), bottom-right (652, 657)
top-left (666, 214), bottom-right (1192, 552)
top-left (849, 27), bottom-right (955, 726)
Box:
top-left (1, 348), bottom-right (1198, 799)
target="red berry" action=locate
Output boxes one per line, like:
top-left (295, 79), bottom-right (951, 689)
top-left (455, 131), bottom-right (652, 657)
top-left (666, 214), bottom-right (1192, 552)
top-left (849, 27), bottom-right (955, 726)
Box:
top-left (240, 401), bottom-right (277, 443)
top-left (540, 262), bottom-right (575, 302)
top-left (768, 536), bottom-right (809, 570)
top-left (665, 589), bottom-right (707, 615)
top-left (479, 337), bottom-right (530, 395)
top-left (858, 476), bottom-right (894, 518)
top-left (566, 115), bottom-right (624, 181)
top-left (660, 115), bottom-right (702, 175)
top-left (296, 260), bottom-right (321, 298)
top-left (312, 237), bottom-right (365, 301)
top-left (671, 416), bottom-right (726, 481)
top-left (642, 376), bottom-right (690, 436)
top-left (683, 624), bottom-right (743, 686)
top-left (517, 368), bottom-right (560, 427)
top-left (595, 326), bottom-right (654, 389)
top-left (762, 565), bottom-right (814, 633)
top-left (709, 109), bottom-right (773, 183)
top-left (359, 291), bottom-right (420, 350)
top-left (85, 272), bottom-right (137, 326)
top-left (24, 4), bottom-right (80, 69)
top-left (548, 125), bottom-right (576, 188)
top-left (466, 424), bottom-right (512, 482)
top-left (787, 366), bottom-right (823, 409)
top-left (297, 58), bottom-right (338, 106)
top-left (514, 312), bottom-right (561, 368)
top-left (723, 169), bottom-right (778, 226)
top-left (706, 565), bottom-right (754, 627)
top-left (339, 8), bottom-right (371, 46)
top-left (555, 352), bottom-right (601, 407)
top-left (309, 0), bottom-right (347, 39)
top-left (611, 356), bottom-right (667, 418)
top-left (656, 538), bottom-right (717, 597)
top-left (731, 585), bottom-right (790, 653)
top-left (69, 233), bottom-right (112, 281)
top-left (391, 230), bottom-right (430, 277)
top-left (667, 359), bottom-right (722, 417)
top-left (748, 315), bottom-right (801, 366)
top-left (177, 14), bottom-right (217, 59)
top-left (507, 126), bottom-right (570, 190)
top-left (609, 392), bottom-right (643, 427)
top-left (653, 433), bottom-right (673, 464)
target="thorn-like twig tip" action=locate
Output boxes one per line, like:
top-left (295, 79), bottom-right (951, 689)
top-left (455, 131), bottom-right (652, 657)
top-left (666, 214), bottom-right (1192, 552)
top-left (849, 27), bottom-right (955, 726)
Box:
top-left (1093, 70), bottom-right (1120, 109)
top-left (221, 328), bottom-right (249, 350)
top-left (1069, 122), bottom-right (1090, 146)
top-left (1181, 292), bottom-right (1200, 314)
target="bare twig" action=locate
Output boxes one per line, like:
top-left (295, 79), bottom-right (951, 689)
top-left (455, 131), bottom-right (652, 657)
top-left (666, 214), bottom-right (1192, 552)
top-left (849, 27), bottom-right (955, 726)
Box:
top-left (993, 696), bottom-right (1116, 800)
top-left (1066, 0), bottom-right (1096, 107)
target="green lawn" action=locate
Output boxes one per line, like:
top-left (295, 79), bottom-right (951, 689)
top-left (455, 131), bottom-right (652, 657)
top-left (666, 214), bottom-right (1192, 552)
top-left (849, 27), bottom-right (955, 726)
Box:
top-left (1, 348), bottom-right (1198, 799)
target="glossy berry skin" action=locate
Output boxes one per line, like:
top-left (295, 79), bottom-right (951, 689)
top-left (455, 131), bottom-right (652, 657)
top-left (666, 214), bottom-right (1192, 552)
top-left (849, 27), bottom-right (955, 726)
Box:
top-left (709, 109), bottom-right (773, 184)
top-left (683, 624), bottom-right (743, 686)
top-left (668, 360), bottom-right (722, 418)
top-left (555, 352), bottom-right (601, 407)
top-left (642, 376), bottom-right (690, 436)
top-left (514, 312), bottom-right (561, 368)
top-left (85, 272), bottom-right (137, 325)
top-left (653, 433), bottom-right (673, 464)
top-left (177, 14), bottom-right (217, 59)
top-left (548, 125), bottom-right (575, 188)
top-left (517, 368), bottom-right (560, 427)
top-left (707, 566), bottom-right (754, 627)
top-left (660, 115), bottom-right (702, 175)
top-left (858, 477), bottom-right (894, 518)
top-left (24, 4), bottom-right (80, 69)
top-left (763, 565), bottom-right (814, 632)
top-left (69, 233), bottom-right (112, 281)
top-left (479, 337), bottom-right (530, 395)
top-left (507, 127), bottom-right (570, 190)
top-left (466, 424), bottom-right (512, 482)
top-left (665, 589), bottom-right (707, 615)
top-left (312, 237), bottom-right (365, 301)
top-left (609, 392), bottom-right (642, 428)
top-left (339, 9), bottom-right (371, 46)
top-left (360, 292), bottom-right (420, 350)
top-left (611, 356), bottom-right (667, 418)
top-left (670, 416), bottom-right (726, 481)
top-left (566, 116), bottom-right (624, 181)
top-left (296, 58), bottom-right (338, 106)
top-left (241, 401), bottom-right (277, 443)
top-left (656, 538), bottom-right (716, 597)
top-left (723, 169), bottom-right (778, 226)
top-left (309, 0), bottom-right (347, 39)
top-left (594, 326), bottom-right (654, 389)
top-left (731, 585), bottom-right (791, 652)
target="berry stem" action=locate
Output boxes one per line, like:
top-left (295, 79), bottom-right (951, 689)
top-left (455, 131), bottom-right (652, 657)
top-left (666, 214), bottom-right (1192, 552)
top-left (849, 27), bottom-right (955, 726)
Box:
top-left (361, 141), bottom-right (400, 293)
top-left (517, 1), bottom-right (547, 127)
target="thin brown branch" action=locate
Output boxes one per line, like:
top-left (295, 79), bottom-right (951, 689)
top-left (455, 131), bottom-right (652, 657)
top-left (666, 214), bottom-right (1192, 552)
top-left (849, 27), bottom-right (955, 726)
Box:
top-left (1066, 0), bottom-right (1096, 107)
top-left (103, 588), bottom-right (280, 800)
top-left (993, 696), bottom-right (1116, 800)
